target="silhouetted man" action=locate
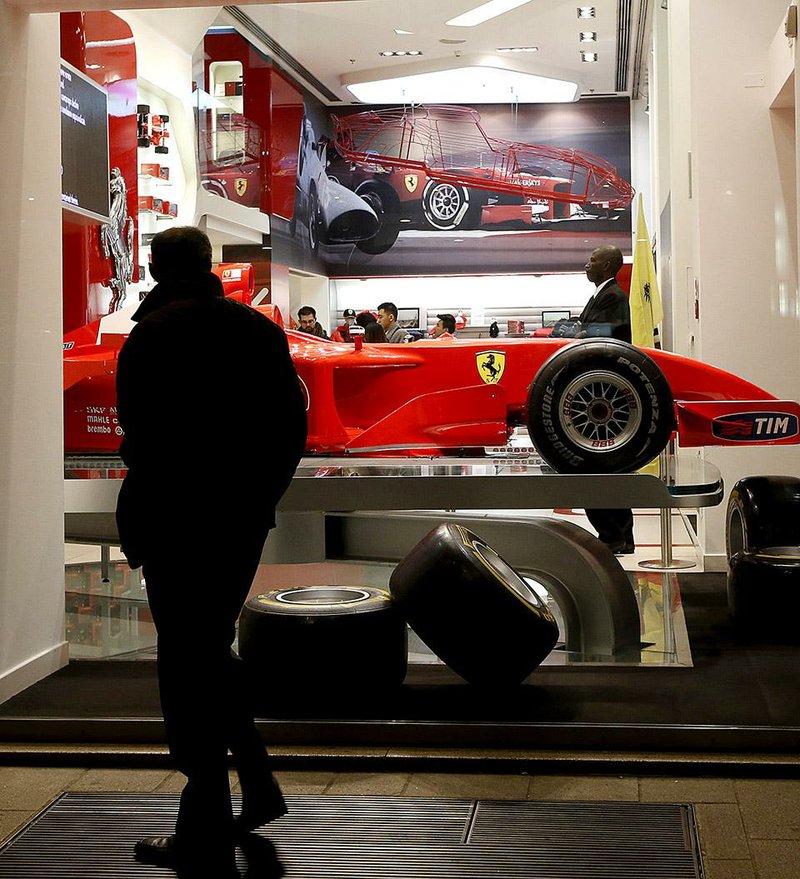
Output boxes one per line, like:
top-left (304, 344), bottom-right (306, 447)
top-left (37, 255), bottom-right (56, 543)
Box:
top-left (581, 244), bottom-right (635, 553)
top-left (116, 227), bottom-right (306, 877)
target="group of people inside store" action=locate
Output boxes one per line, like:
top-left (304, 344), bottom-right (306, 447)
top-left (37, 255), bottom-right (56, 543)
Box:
top-left (296, 303), bottom-right (457, 344)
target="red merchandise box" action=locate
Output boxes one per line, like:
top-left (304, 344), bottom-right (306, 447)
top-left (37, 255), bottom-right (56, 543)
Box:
top-left (138, 195), bottom-right (154, 212)
top-left (140, 163), bottom-right (160, 178)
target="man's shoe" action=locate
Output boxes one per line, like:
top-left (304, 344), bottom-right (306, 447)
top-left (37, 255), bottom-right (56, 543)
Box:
top-left (134, 835), bottom-right (177, 866)
top-left (608, 541), bottom-right (635, 555)
top-left (135, 834), bottom-right (239, 877)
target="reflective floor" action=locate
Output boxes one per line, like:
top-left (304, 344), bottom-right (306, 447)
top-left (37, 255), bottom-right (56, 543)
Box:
top-left (65, 505), bottom-right (697, 666)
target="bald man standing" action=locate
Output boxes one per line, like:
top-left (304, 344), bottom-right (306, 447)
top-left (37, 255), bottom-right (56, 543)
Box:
top-left (579, 244), bottom-right (635, 553)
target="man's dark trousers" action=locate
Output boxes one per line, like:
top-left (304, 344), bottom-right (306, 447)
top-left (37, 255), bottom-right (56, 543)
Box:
top-left (142, 524), bottom-right (276, 857)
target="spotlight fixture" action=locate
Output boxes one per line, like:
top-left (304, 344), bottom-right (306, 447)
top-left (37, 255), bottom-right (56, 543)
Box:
top-left (579, 31), bottom-right (597, 41)
top-left (577, 6), bottom-right (596, 17)
top-left (394, 28), bottom-right (414, 35)
top-left (447, 0), bottom-right (533, 28)
top-left (497, 46), bottom-right (539, 52)
top-left (581, 51), bottom-right (598, 61)
top-left (379, 50), bottom-right (424, 57)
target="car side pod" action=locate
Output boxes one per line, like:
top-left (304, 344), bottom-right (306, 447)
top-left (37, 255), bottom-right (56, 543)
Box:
top-left (389, 523), bottom-right (560, 686)
top-left (238, 585), bottom-right (408, 693)
top-left (725, 476), bottom-right (800, 637)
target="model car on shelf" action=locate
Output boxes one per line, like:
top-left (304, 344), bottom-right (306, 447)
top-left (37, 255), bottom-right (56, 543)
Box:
top-left (63, 268), bottom-right (800, 474)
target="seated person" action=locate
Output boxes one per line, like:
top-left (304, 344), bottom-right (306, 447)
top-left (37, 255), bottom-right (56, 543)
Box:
top-left (432, 313), bottom-right (456, 338)
top-left (364, 322), bottom-right (387, 343)
top-left (297, 305), bottom-right (329, 339)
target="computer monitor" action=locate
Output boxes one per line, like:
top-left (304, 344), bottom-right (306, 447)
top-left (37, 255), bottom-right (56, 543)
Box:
top-left (541, 309), bottom-right (571, 327)
top-left (396, 307), bottom-right (420, 328)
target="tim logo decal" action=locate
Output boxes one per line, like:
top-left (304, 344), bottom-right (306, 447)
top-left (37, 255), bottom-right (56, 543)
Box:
top-left (476, 351), bottom-right (506, 385)
top-left (712, 412), bottom-right (799, 441)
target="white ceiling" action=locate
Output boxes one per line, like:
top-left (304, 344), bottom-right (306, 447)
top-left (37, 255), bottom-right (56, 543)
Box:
top-left (243, 0), bottom-right (637, 104)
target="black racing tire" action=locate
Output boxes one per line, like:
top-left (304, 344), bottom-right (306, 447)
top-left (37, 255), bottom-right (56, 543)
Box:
top-left (355, 184), bottom-right (401, 255)
top-left (727, 547), bottom-right (800, 637)
top-left (725, 476), bottom-right (800, 560)
top-left (389, 523), bottom-right (559, 686)
top-left (421, 180), bottom-right (473, 231)
top-left (136, 104), bottom-right (150, 115)
top-left (238, 585), bottom-right (407, 689)
top-left (154, 146), bottom-right (169, 155)
top-left (527, 339), bottom-right (675, 474)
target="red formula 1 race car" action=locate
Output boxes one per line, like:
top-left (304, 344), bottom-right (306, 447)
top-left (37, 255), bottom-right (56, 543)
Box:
top-left (64, 279), bottom-right (800, 474)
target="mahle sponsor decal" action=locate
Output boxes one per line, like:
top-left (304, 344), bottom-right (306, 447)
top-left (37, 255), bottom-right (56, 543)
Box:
top-left (712, 412), bottom-right (799, 441)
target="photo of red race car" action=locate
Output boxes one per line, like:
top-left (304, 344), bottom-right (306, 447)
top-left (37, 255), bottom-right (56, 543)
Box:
top-left (64, 268), bottom-right (800, 475)
top-left (314, 104), bottom-right (633, 255)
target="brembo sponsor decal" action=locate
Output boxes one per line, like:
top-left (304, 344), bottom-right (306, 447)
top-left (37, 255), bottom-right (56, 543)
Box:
top-left (712, 412), bottom-right (799, 441)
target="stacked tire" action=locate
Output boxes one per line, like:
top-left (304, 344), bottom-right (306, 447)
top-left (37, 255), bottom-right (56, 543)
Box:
top-left (725, 476), bottom-right (800, 637)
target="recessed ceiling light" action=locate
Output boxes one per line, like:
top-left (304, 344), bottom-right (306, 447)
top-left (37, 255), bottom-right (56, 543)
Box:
top-left (394, 28), bottom-right (414, 35)
top-left (581, 51), bottom-right (598, 62)
top-left (346, 66), bottom-right (579, 104)
top-left (497, 46), bottom-right (539, 53)
top-left (447, 0), bottom-right (533, 28)
top-left (580, 31), bottom-right (597, 41)
top-left (439, 38), bottom-right (467, 44)
top-left (577, 6), bottom-right (596, 18)
top-left (379, 50), bottom-right (424, 57)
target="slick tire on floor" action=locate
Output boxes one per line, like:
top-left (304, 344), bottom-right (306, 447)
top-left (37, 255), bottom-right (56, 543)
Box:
top-left (389, 523), bottom-right (559, 686)
top-left (726, 476), bottom-right (800, 560)
top-left (238, 585), bottom-right (407, 689)
top-left (727, 547), bottom-right (800, 638)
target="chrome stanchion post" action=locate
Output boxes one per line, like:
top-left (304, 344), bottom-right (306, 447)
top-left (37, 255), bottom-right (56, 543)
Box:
top-left (101, 543), bottom-right (111, 583)
top-left (640, 442), bottom-right (695, 571)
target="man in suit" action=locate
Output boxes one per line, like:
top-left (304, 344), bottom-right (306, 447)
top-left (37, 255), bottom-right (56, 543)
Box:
top-left (580, 245), bottom-right (635, 553)
top-left (116, 227), bottom-right (307, 877)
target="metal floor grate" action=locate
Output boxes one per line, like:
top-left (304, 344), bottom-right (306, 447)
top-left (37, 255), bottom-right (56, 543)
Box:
top-left (0, 793), bottom-right (702, 878)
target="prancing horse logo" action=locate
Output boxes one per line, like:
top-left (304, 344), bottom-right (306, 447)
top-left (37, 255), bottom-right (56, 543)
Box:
top-left (235, 178), bottom-right (248, 197)
top-left (476, 351), bottom-right (506, 384)
top-left (404, 174), bottom-right (418, 193)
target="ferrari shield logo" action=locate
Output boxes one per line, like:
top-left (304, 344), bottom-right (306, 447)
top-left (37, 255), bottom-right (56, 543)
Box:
top-left (404, 174), bottom-right (418, 193)
top-left (234, 178), bottom-right (248, 197)
top-left (476, 350), bottom-right (505, 384)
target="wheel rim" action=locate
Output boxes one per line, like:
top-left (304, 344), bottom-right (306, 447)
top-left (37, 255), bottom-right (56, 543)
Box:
top-left (270, 586), bottom-right (372, 607)
top-left (427, 183), bottom-right (463, 222)
top-left (558, 369), bottom-right (642, 452)
top-left (308, 192), bottom-right (318, 250)
top-left (473, 541), bottom-right (543, 609)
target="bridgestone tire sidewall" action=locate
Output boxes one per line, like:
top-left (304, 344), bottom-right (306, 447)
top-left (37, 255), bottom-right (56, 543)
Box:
top-left (725, 476), bottom-right (800, 559)
top-left (728, 549), bottom-right (800, 634)
top-left (527, 340), bottom-right (675, 474)
top-left (389, 524), bottom-right (559, 686)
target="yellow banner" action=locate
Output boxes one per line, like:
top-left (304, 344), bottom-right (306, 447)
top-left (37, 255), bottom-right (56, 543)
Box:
top-left (629, 195), bottom-right (663, 348)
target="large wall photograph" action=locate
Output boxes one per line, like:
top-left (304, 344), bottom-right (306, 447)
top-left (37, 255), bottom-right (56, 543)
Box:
top-left (274, 96), bottom-right (633, 278)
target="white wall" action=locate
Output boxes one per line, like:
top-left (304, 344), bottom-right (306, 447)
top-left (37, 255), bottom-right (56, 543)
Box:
top-left (0, 8), bottom-right (68, 702)
top-left (665, 0), bottom-right (800, 565)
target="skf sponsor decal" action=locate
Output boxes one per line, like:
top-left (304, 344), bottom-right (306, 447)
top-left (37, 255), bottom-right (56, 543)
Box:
top-left (234, 178), bottom-right (248, 197)
top-left (476, 351), bottom-right (505, 385)
top-left (404, 174), bottom-right (418, 193)
top-left (712, 412), bottom-right (799, 441)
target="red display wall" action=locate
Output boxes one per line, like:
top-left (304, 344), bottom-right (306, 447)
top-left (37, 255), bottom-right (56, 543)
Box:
top-left (61, 12), bottom-right (138, 334)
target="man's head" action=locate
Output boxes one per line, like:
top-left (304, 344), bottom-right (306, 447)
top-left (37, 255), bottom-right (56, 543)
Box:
top-left (150, 227), bottom-right (213, 283)
top-left (585, 245), bottom-right (623, 286)
top-left (342, 308), bottom-right (356, 326)
top-left (377, 302), bottom-right (398, 330)
top-left (297, 305), bottom-right (318, 332)
top-left (433, 313), bottom-right (456, 337)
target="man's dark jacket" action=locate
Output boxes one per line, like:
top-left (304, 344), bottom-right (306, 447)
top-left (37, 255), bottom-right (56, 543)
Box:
top-left (576, 280), bottom-right (631, 342)
top-left (115, 273), bottom-right (307, 567)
